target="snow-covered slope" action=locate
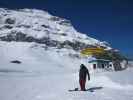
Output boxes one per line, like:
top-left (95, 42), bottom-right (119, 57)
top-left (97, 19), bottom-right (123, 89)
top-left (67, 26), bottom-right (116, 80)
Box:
top-left (0, 41), bottom-right (133, 100)
top-left (0, 41), bottom-right (81, 73)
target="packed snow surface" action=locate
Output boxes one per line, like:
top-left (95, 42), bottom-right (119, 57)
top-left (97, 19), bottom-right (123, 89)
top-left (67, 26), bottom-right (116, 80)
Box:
top-left (0, 41), bottom-right (133, 100)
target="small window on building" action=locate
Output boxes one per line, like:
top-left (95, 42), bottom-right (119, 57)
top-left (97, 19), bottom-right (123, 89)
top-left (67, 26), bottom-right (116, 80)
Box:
top-left (102, 64), bottom-right (104, 68)
top-left (93, 64), bottom-right (96, 69)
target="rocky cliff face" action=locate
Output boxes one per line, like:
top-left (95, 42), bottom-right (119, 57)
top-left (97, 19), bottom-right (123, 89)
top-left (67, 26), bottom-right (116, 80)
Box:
top-left (0, 8), bottom-right (111, 51)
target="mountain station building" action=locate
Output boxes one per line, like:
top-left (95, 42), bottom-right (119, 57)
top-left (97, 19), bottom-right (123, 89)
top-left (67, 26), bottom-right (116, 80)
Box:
top-left (87, 56), bottom-right (123, 71)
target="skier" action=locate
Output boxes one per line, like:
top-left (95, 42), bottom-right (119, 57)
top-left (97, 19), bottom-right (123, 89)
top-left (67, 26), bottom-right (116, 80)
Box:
top-left (79, 64), bottom-right (90, 91)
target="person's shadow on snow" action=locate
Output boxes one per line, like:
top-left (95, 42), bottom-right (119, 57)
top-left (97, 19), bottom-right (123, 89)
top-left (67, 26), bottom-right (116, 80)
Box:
top-left (68, 87), bottom-right (103, 92)
top-left (86, 87), bottom-right (103, 92)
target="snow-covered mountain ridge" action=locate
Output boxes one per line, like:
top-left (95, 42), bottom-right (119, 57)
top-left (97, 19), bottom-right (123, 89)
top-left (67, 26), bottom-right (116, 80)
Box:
top-left (0, 8), bottom-right (110, 51)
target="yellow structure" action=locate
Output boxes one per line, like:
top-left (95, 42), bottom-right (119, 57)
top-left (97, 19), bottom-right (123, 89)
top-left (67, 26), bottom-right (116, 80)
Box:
top-left (80, 47), bottom-right (105, 56)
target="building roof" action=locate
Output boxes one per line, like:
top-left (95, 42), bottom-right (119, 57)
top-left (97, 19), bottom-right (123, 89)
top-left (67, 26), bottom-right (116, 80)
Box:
top-left (88, 59), bottom-right (111, 63)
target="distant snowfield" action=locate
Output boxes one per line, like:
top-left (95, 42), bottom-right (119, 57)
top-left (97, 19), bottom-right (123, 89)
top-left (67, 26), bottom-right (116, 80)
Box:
top-left (0, 41), bottom-right (133, 100)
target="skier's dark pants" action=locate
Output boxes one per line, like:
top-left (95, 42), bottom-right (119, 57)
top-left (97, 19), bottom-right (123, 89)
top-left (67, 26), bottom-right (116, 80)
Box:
top-left (79, 79), bottom-right (86, 91)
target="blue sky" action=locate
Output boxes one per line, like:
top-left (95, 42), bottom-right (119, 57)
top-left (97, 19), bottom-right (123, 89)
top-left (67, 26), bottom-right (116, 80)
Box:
top-left (0, 0), bottom-right (133, 57)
